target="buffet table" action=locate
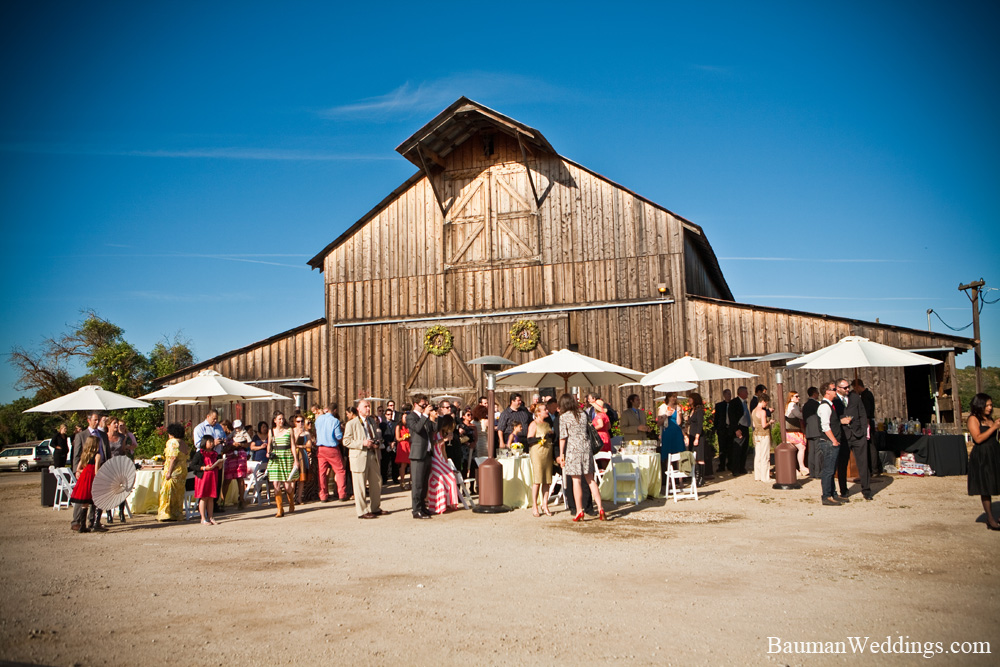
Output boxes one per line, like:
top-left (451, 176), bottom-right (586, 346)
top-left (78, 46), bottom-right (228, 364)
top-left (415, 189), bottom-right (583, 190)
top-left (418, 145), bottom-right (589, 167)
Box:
top-left (873, 433), bottom-right (968, 477)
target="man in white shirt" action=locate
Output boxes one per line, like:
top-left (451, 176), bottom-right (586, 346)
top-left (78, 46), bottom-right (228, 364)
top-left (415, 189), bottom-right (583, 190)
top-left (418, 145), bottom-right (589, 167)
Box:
top-left (816, 382), bottom-right (846, 506)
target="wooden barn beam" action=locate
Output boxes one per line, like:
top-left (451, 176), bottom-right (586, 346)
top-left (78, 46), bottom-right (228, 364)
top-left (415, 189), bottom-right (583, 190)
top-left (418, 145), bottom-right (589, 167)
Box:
top-left (416, 146), bottom-right (449, 220)
top-left (516, 130), bottom-right (541, 211)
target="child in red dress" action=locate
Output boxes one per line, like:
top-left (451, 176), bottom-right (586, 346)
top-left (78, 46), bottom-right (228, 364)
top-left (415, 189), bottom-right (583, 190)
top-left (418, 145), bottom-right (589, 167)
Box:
top-left (191, 435), bottom-right (223, 525)
top-left (70, 435), bottom-right (102, 533)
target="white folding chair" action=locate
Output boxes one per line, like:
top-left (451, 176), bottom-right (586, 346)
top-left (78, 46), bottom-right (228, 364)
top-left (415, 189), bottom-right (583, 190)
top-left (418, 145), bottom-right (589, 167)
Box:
top-left (448, 459), bottom-right (474, 509)
top-left (51, 466), bottom-right (75, 510)
top-left (183, 472), bottom-right (198, 519)
top-left (610, 456), bottom-right (642, 505)
top-left (244, 460), bottom-right (271, 505)
top-left (666, 452), bottom-right (698, 502)
top-left (593, 451), bottom-right (612, 485)
top-left (546, 473), bottom-right (564, 506)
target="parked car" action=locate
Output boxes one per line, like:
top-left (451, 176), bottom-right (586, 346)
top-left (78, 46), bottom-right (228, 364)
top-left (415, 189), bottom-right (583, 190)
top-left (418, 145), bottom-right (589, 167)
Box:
top-left (0, 440), bottom-right (53, 472)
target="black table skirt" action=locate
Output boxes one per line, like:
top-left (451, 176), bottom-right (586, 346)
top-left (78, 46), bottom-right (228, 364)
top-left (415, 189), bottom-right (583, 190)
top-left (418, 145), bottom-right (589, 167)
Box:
top-left (872, 432), bottom-right (968, 477)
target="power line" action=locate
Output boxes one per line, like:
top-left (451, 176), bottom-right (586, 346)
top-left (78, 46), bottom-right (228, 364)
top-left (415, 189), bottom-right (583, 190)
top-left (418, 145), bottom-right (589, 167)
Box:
top-left (928, 309), bottom-right (972, 332)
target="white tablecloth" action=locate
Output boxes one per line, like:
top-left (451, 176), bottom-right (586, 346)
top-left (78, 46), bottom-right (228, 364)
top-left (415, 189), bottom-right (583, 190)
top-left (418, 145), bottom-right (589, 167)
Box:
top-left (497, 455), bottom-right (535, 509)
top-left (598, 453), bottom-right (662, 501)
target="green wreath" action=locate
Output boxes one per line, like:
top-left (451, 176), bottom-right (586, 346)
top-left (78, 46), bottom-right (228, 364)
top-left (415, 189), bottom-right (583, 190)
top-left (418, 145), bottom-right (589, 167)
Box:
top-left (509, 319), bottom-right (541, 352)
top-left (423, 324), bottom-right (454, 357)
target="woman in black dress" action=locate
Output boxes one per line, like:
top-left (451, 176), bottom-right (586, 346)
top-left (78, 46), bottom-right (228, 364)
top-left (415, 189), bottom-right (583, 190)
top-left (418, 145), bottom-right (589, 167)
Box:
top-left (967, 393), bottom-right (1000, 531)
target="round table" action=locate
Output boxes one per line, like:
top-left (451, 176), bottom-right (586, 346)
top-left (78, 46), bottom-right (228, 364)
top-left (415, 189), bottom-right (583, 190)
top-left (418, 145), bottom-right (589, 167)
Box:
top-left (598, 453), bottom-right (663, 501)
top-left (497, 455), bottom-right (535, 509)
top-left (128, 468), bottom-right (239, 514)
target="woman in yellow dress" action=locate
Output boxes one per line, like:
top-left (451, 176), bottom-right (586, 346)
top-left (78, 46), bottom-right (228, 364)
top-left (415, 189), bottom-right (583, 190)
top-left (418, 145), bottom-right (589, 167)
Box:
top-left (527, 403), bottom-right (554, 517)
top-left (158, 423), bottom-right (190, 521)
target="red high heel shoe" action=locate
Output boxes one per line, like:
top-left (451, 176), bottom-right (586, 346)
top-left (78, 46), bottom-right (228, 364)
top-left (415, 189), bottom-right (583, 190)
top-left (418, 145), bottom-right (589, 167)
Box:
top-left (598, 509), bottom-right (606, 521)
top-left (572, 511), bottom-right (585, 522)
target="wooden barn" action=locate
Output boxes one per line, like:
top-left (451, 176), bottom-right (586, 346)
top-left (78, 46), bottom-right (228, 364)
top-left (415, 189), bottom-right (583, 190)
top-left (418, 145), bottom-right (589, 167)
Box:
top-left (156, 98), bottom-right (972, 427)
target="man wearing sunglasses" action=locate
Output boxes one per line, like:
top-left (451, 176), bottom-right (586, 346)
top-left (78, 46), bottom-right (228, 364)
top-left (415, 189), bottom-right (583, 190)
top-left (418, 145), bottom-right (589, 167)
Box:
top-left (406, 394), bottom-right (438, 519)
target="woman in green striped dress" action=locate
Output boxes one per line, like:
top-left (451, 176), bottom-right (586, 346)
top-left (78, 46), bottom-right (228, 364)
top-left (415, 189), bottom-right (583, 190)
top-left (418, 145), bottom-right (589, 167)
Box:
top-left (266, 412), bottom-right (299, 517)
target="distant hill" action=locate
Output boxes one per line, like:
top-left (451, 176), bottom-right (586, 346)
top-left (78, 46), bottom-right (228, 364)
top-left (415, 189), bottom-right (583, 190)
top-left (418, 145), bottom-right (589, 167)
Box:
top-left (956, 366), bottom-right (1000, 412)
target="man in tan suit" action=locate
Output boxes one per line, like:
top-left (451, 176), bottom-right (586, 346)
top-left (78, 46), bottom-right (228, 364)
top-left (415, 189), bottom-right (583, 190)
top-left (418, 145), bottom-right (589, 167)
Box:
top-left (343, 399), bottom-right (384, 519)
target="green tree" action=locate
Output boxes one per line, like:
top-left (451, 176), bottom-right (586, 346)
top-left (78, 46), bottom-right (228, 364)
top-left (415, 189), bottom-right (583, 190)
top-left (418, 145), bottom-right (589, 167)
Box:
top-left (956, 366), bottom-right (1000, 412)
top-left (3, 312), bottom-right (196, 448)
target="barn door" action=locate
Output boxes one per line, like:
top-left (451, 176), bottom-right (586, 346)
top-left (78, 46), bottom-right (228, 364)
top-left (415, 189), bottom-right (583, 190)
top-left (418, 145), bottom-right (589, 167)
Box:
top-left (443, 171), bottom-right (490, 269)
top-left (490, 164), bottom-right (540, 265)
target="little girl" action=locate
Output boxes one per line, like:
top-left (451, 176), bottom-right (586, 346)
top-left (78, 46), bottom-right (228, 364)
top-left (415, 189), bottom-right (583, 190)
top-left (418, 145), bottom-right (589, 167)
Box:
top-left (506, 422), bottom-right (524, 450)
top-left (70, 435), bottom-right (102, 533)
top-left (191, 434), bottom-right (223, 525)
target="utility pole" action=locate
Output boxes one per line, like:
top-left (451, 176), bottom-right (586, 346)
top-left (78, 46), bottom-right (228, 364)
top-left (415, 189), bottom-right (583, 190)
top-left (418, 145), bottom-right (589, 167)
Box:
top-left (959, 279), bottom-right (985, 394)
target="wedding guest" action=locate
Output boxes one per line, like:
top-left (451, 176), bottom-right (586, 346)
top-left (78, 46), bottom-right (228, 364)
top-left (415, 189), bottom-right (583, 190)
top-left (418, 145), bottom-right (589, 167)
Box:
top-left (526, 403), bottom-right (554, 517)
top-left (301, 416), bottom-right (319, 502)
top-left (343, 406), bottom-right (357, 497)
top-left (591, 399), bottom-right (612, 452)
top-left (266, 412), bottom-right (298, 517)
top-left (785, 391), bottom-right (808, 476)
top-left (51, 423), bottom-right (69, 467)
top-left (472, 405), bottom-right (490, 459)
top-left (497, 394), bottom-right (531, 446)
top-left (316, 404), bottom-right (348, 502)
top-left (291, 415), bottom-right (311, 504)
top-left (967, 393), bottom-right (1000, 531)
top-left (250, 421), bottom-right (269, 466)
top-left (343, 399), bottom-right (384, 519)
top-left (687, 392), bottom-right (710, 481)
top-left (104, 418), bottom-right (130, 524)
top-left (658, 393), bottom-right (685, 457)
top-left (557, 393), bottom-right (606, 522)
top-left (458, 409), bottom-right (477, 477)
top-left (395, 403), bottom-right (413, 491)
top-left (223, 419), bottom-right (250, 509)
top-left (190, 434), bottom-right (223, 525)
top-left (69, 435), bottom-right (101, 533)
top-left (425, 415), bottom-right (460, 514)
top-left (752, 394), bottom-right (775, 482)
top-left (115, 419), bottom-right (137, 458)
top-left (619, 395), bottom-right (649, 440)
top-left (157, 423), bottom-right (189, 522)
top-left (72, 412), bottom-right (107, 531)
top-left (380, 402), bottom-right (399, 485)
top-left (505, 421), bottom-right (524, 450)
top-left (802, 387), bottom-right (821, 476)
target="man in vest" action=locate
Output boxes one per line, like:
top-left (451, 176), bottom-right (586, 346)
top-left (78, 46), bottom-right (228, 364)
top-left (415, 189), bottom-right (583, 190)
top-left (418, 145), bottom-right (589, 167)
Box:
top-left (729, 386), bottom-right (752, 475)
top-left (713, 389), bottom-right (733, 473)
top-left (814, 382), bottom-right (847, 505)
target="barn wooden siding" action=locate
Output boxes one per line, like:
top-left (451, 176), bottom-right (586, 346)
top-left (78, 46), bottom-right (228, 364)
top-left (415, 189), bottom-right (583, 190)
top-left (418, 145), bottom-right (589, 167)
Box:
top-left (684, 296), bottom-right (966, 422)
top-left (159, 320), bottom-right (328, 428)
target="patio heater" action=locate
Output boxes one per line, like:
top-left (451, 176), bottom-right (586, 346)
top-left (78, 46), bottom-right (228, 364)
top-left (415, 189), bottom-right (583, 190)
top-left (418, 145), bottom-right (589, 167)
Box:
top-left (279, 381), bottom-right (319, 413)
top-left (467, 355), bottom-right (517, 513)
top-left (757, 353), bottom-right (802, 490)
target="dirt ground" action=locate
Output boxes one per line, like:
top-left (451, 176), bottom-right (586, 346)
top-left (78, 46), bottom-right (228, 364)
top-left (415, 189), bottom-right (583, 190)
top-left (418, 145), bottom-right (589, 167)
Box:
top-left (0, 468), bottom-right (998, 666)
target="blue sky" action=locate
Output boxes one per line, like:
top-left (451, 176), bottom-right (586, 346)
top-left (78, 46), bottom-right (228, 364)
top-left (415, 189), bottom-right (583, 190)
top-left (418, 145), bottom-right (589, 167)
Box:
top-left (1, 0), bottom-right (997, 403)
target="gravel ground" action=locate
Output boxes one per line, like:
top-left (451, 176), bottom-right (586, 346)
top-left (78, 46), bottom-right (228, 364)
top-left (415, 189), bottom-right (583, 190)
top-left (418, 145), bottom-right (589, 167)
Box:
top-left (0, 469), bottom-right (998, 666)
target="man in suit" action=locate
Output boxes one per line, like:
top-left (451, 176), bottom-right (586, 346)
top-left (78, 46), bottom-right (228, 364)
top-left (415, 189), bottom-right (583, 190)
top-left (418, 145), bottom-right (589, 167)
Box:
top-left (72, 411), bottom-right (109, 531)
top-left (713, 389), bottom-right (734, 473)
top-left (841, 378), bottom-right (873, 500)
top-left (833, 379), bottom-right (856, 499)
top-left (406, 393), bottom-right (437, 519)
top-left (853, 379), bottom-right (878, 473)
top-left (342, 399), bottom-right (385, 519)
top-left (802, 387), bottom-right (821, 476)
top-left (728, 386), bottom-right (751, 475)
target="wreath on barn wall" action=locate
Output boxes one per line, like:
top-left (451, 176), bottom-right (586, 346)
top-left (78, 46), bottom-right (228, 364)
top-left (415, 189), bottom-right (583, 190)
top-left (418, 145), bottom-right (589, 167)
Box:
top-left (509, 319), bottom-right (541, 352)
top-left (423, 325), bottom-right (454, 357)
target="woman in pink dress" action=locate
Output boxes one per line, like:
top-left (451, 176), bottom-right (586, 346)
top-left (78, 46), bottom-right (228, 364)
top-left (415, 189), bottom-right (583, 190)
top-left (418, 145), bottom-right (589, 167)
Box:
top-left (592, 399), bottom-right (612, 452)
top-left (395, 403), bottom-right (413, 490)
top-left (425, 415), bottom-right (460, 514)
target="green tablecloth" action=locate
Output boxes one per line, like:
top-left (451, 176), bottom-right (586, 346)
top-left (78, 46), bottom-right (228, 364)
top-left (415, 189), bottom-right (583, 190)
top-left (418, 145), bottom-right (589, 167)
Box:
top-left (128, 469), bottom-right (239, 514)
top-left (498, 455), bottom-right (535, 509)
top-left (599, 453), bottom-right (662, 501)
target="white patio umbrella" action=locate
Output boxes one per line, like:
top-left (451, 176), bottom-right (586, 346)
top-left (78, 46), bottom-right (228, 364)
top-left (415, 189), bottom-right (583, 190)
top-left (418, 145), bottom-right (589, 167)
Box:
top-left (652, 381), bottom-right (698, 393)
top-left (24, 385), bottom-right (152, 413)
top-left (496, 348), bottom-right (645, 394)
top-left (788, 336), bottom-right (943, 370)
top-left (641, 354), bottom-right (757, 386)
top-left (139, 369), bottom-right (276, 406)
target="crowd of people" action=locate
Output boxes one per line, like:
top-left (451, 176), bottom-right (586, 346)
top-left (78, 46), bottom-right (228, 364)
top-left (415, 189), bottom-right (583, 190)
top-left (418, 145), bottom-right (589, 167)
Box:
top-left (60, 383), bottom-right (1000, 531)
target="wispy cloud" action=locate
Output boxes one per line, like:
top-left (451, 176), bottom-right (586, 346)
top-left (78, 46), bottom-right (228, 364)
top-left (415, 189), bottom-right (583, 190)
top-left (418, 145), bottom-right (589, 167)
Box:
top-left (122, 291), bottom-right (259, 303)
top-left (740, 295), bottom-right (943, 301)
top-left (719, 257), bottom-right (921, 263)
top-left (320, 73), bottom-right (567, 118)
top-left (55, 253), bottom-right (312, 269)
top-left (0, 143), bottom-right (392, 161)
top-left (690, 64), bottom-right (733, 75)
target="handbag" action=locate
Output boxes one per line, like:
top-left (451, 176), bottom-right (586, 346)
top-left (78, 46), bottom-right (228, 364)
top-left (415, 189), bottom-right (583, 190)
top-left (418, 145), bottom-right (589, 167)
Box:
top-left (586, 423), bottom-right (604, 455)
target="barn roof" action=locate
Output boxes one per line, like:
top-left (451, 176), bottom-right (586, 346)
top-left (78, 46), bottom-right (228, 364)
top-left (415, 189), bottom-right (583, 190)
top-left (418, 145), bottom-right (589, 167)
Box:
top-left (395, 97), bottom-right (555, 169)
top-left (306, 97), bottom-right (733, 301)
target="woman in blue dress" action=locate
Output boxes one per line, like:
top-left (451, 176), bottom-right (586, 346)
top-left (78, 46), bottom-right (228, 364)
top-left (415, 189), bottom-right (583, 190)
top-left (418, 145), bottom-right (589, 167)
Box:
top-left (658, 393), bottom-right (686, 458)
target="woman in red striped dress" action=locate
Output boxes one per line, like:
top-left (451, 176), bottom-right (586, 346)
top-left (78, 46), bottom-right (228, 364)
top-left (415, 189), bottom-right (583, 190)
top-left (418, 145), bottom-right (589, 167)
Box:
top-left (425, 415), bottom-right (460, 514)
